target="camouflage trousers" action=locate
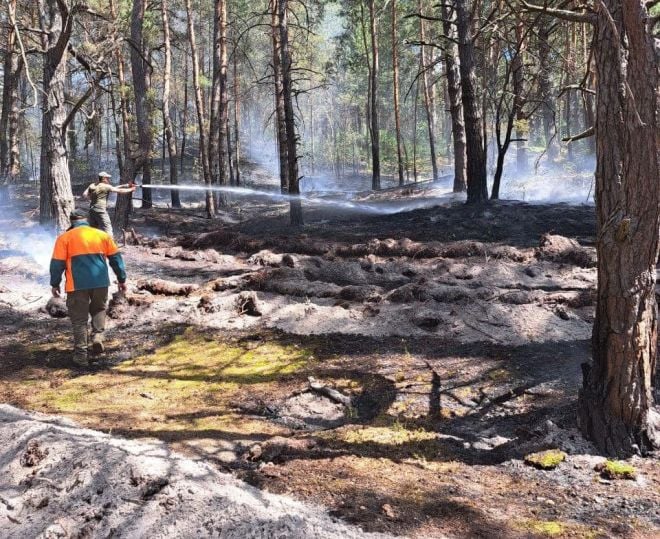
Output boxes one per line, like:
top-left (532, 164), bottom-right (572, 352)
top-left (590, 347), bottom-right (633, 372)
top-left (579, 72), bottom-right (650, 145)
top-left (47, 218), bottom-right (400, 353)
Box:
top-left (66, 288), bottom-right (108, 363)
top-left (88, 209), bottom-right (113, 237)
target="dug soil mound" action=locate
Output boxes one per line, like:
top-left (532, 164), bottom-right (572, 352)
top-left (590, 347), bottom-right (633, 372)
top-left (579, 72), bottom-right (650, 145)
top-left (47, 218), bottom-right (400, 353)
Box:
top-left (0, 405), bottom-right (390, 539)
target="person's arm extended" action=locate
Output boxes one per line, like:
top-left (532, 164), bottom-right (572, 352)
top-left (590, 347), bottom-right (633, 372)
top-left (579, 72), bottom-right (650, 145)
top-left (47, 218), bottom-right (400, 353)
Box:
top-left (50, 237), bottom-right (67, 297)
top-left (110, 185), bottom-right (136, 194)
top-left (82, 185), bottom-right (91, 199)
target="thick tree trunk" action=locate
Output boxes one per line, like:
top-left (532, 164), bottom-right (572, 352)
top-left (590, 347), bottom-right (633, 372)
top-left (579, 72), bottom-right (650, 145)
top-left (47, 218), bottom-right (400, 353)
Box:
top-left (367, 0), bottom-right (380, 190)
top-left (391, 0), bottom-right (404, 186)
top-left (185, 0), bottom-right (215, 217)
top-left (418, 0), bottom-right (439, 182)
top-left (161, 0), bottom-right (181, 208)
top-left (271, 0), bottom-right (288, 193)
top-left (578, 0), bottom-right (660, 456)
top-left (441, 2), bottom-right (466, 192)
top-left (39, 0), bottom-right (74, 231)
top-left (455, 0), bottom-right (487, 203)
top-left (278, 0), bottom-right (303, 225)
top-left (130, 0), bottom-right (153, 209)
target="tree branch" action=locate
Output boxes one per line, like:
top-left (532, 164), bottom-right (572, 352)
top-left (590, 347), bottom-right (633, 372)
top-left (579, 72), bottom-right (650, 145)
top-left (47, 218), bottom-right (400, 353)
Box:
top-left (562, 126), bottom-right (595, 142)
top-left (520, 1), bottom-right (596, 24)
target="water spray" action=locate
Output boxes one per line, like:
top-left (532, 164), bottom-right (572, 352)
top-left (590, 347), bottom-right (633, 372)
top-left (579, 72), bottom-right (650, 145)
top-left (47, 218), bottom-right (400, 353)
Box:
top-left (132, 183), bottom-right (438, 215)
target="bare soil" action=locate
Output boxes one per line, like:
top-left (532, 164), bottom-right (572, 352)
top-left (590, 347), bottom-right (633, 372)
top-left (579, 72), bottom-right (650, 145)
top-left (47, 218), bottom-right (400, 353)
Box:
top-left (0, 186), bottom-right (658, 539)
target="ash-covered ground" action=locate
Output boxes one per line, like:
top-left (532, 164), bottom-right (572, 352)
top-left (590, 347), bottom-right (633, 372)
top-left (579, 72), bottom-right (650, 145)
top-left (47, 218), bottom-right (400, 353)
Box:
top-left (0, 176), bottom-right (658, 539)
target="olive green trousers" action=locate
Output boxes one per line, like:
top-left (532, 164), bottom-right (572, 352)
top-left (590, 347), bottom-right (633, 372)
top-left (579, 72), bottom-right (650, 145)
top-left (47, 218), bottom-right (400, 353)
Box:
top-left (66, 288), bottom-right (108, 362)
top-left (88, 209), bottom-right (114, 237)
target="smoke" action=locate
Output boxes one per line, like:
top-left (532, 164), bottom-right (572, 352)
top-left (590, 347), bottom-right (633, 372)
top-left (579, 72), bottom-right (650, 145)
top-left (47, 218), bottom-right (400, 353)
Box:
top-left (492, 154), bottom-right (596, 205)
top-left (0, 205), bottom-right (55, 283)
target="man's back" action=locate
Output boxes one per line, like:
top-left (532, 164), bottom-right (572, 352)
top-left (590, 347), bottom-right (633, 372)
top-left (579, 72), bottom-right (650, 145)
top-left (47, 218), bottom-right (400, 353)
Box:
top-left (51, 223), bottom-right (123, 293)
top-left (88, 182), bottom-right (113, 211)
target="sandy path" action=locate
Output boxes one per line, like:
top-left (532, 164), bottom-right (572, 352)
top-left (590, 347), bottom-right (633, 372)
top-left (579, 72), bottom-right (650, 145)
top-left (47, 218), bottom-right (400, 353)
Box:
top-left (0, 405), bottom-right (394, 539)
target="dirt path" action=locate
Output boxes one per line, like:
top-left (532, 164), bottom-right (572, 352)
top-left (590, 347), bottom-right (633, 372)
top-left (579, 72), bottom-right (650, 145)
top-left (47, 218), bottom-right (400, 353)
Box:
top-left (0, 190), bottom-right (658, 538)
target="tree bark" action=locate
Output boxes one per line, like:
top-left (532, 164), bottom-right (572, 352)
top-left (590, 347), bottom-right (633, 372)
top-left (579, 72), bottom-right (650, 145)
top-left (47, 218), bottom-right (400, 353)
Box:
top-left (130, 0), bottom-right (153, 209)
top-left (577, 0), bottom-right (660, 456)
top-left (538, 19), bottom-right (558, 160)
top-left (0, 0), bottom-right (22, 203)
top-left (418, 0), bottom-right (439, 182)
top-left (455, 0), bottom-right (487, 203)
top-left (210, 0), bottom-right (229, 206)
top-left (367, 0), bottom-right (380, 190)
top-left (271, 0), bottom-right (288, 193)
top-left (185, 0), bottom-right (215, 217)
top-left (278, 0), bottom-right (303, 225)
top-left (111, 0), bottom-right (136, 231)
top-left (391, 0), bottom-right (404, 186)
top-left (232, 42), bottom-right (240, 186)
top-left (513, 21), bottom-right (528, 172)
top-left (161, 0), bottom-right (181, 208)
top-left (441, 3), bottom-right (466, 193)
top-left (38, 0), bottom-right (75, 231)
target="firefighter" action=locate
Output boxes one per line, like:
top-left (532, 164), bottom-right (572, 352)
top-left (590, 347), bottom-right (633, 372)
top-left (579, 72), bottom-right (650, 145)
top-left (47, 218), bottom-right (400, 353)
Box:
top-left (82, 171), bottom-right (136, 237)
top-left (50, 209), bottom-right (128, 367)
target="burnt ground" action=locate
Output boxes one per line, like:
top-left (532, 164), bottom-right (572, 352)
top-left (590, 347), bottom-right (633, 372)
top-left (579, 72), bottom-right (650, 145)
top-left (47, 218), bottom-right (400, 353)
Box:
top-left (0, 184), bottom-right (658, 539)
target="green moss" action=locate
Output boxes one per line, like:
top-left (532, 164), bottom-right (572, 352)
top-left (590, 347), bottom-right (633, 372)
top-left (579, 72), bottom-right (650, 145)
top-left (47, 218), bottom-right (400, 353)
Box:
top-left (598, 460), bottom-right (637, 480)
top-left (520, 520), bottom-right (566, 537)
top-left (524, 449), bottom-right (566, 470)
top-left (13, 330), bottom-right (313, 437)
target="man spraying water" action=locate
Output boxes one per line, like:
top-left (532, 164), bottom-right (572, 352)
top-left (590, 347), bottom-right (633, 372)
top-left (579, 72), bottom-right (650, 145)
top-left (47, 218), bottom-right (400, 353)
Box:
top-left (82, 172), bottom-right (136, 237)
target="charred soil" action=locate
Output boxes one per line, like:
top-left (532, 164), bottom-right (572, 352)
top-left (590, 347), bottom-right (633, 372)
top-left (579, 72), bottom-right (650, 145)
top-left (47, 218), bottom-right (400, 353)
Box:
top-left (0, 190), bottom-right (658, 538)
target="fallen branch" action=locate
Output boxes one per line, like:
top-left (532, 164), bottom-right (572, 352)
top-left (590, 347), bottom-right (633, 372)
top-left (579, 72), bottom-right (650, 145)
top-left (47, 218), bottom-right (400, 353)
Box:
top-left (136, 279), bottom-right (198, 296)
top-left (307, 377), bottom-right (352, 407)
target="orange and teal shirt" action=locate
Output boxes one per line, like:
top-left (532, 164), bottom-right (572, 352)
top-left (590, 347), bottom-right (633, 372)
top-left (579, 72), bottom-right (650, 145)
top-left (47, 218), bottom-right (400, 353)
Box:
top-left (50, 221), bottom-right (126, 293)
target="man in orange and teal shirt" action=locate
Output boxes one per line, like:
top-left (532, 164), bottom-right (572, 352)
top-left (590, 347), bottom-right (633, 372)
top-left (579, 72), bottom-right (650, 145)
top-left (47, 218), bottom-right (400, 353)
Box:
top-left (50, 209), bottom-right (128, 367)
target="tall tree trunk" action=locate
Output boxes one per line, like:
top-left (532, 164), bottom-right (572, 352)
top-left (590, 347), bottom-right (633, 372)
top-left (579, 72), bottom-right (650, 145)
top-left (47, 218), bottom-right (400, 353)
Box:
top-left (455, 0), bottom-right (487, 203)
top-left (130, 0), bottom-right (153, 208)
top-left (180, 53), bottom-right (189, 174)
top-left (161, 0), bottom-right (181, 208)
top-left (581, 22), bottom-right (596, 155)
top-left (367, 0), bottom-right (380, 190)
top-left (210, 0), bottom-right (229, 206)
top-left (563, 22), bottom-right (574, 162)
top-left (232, 44), bottom-right (240, 186)
top-left (513, 21), bottom-right (527, 172)
top-left (111, 0), bottom-right (136, 231)
top-left (38, 0), bottom-right (74, 231)
top-left (271, 0), bottom-right (288, 193)
top-left (441, 4), bottom-right (466, 192)
top-left (278, 0), bottom-right (302, 225)
top-left (538, 19), bottom-right (557, 160)
top-left (359, 4), bottom-right (372, 183)
top-left (577, 0), bottom-right (660, 456)
top-left (185, 0), bottom-right (215, 217)
top-left (0, 0), bottom-right (22, 203)
top-left (418, 0), bottom-right (439, 181)
top-left (391, 0), bottom-right (404, 186)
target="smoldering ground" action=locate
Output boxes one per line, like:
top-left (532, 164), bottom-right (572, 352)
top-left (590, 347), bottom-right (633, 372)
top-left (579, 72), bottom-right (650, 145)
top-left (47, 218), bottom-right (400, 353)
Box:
top-left (3, 170), bottom-right (658, 538)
